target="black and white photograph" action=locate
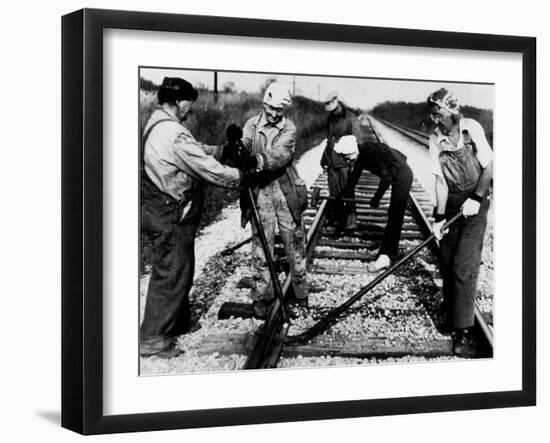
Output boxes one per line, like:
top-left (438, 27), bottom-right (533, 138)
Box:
top-left (2, 0), bottom-right (547, 438)
top-left (52, 4), bottom-right (539, 437)
top-left (138, 67), bottom-right (495, 375)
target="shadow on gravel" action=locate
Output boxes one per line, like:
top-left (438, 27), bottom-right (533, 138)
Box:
top-left (393, 247), bottom-right (446, 331)
top-left (188, 250), bottom-right (247, 330)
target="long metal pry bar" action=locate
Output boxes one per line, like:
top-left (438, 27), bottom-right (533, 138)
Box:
top-left (285, 212), bottom-right (463, 345)
top-left (247, 187), bottom-right (290, 323)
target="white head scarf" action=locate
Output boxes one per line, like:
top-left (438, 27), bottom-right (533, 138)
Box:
top-left (334, 135), bottom-right (359, 156)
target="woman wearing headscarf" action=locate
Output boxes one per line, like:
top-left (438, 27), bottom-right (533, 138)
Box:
top-left (426, 88), bottom-right (493, 357)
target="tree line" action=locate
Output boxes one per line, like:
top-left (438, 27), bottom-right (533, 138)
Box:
top-left (370, 100), bottom-right (493, 147)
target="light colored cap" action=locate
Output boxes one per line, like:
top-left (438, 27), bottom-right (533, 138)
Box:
top-left (333, 135), bottom-right (358, 155)
top-left (324, 91), bottom-right (339, 111)
top-left (263, 82), bottom-right (292, 108)
top-left (324, 91), bottom-right (338, 102)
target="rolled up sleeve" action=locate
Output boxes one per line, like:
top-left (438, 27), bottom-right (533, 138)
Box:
top-left (468, 119), bottom-right (494, 168)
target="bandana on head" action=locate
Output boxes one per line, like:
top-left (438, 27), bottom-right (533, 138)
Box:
top-left (333, 135), bottom-right (358, 155)
top-left (427, 88), bottom-right (460, 115)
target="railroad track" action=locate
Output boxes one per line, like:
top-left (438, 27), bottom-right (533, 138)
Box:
top-left (375, 117), bottom-right (430, 145)
top-left (201, 115), bottom-right (493, 369)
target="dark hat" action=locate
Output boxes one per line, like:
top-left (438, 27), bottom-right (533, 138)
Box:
top-left (158, 77), bottom-right (198, 102)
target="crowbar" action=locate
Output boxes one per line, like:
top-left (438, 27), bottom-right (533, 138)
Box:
top-left (247, 187), bottom-right (290, 323)
top-left (284, 212), bottom-right (462, 345)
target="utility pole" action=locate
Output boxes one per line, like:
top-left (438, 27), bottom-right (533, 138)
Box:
top-left (293, 76), bottom-right (296, 96)
top-left (318, 84), bottom-right (320, 101)
top-left (214, 71), bottom-right (219, 102)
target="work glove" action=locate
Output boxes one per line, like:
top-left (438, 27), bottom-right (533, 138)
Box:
top-left (239, 171), bottom-right (255, 189)
top-left (432, 214), bottom-right (448, 240)
top-left (239, 151), bottom-right (259, 171)
top-left (221, 124), bottom-right (245, 166)
top-left (461, 197), bottom-right (481, 218)
top-left (221, 140), bottom-right (243, 165)
top-left (226, 124), bottom-right (243, 143)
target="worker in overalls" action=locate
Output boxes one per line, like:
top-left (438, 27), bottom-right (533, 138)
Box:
top-left (427, 88), bottom-right (493, 357)
top-left (140, 77), bottom-right (242, 358)
top-left (341, 139), bottom-right (413, 272)
top-left (320, 91), bottom-right (360, 232)
top-left (239, 82), bottom-right (309, 317)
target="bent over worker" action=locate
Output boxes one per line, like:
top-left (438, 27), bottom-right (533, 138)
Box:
top-left (239, 82), bottom-right (309, 317)
top-left (426, 88), bottom-right (493, 357)
top-left (140, 77), bottom-right (242, 358)
top-left (342, 139), bottom-right (413, 272)
top-left (320, 91), bottom-right (360, 231)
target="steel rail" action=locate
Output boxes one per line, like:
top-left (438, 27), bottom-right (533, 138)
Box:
top-left (373, 116), bottom-right (430, 146)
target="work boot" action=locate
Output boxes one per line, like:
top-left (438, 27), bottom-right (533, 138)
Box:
top-left (237, 276), bottom-right (254, 289)
top-left (288, 295), bottom-right (309, 308)
top-left (252, 300), bottom-right (273, 319)
top-left (453, 328), bottom-right (477, 358)
top-left (368, 254), bottom-right (391, 272)
top-left (140, 337), bottom-right (167, 357)
top-left (253, 299), bottom-right (296, 320)
top-left (140, 338), bottom-right (185, 359)
top-left (308, 282), bottom-right (324, 293)
top-left (155, 344), bottom-right (185, 359)
top-left (324, 225), bottom-right (337, 234)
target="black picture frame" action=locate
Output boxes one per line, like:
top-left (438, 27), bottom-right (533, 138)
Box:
top-left (62, 8), bottom-right (536, 435)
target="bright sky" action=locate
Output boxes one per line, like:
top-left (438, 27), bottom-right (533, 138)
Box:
top-left (140, 67), bottom-right (494, 111)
